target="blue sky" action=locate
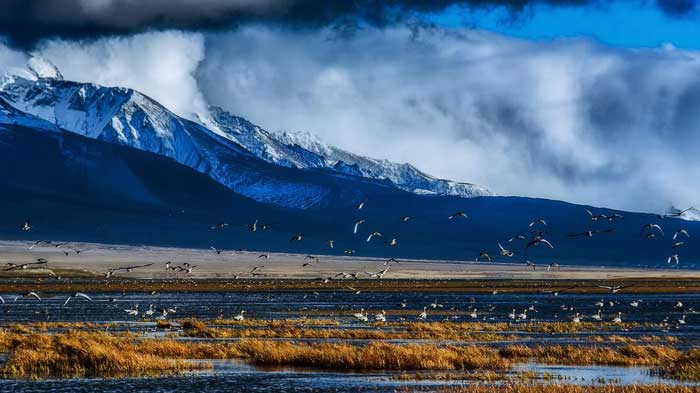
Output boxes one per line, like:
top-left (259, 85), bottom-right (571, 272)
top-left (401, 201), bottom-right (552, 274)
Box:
top-left (431, 2), bottom-right (700, 49)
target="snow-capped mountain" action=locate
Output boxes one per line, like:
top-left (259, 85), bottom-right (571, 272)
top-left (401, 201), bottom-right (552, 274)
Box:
top-left (0, 97), bottom-right (59, 132)
top-left (0, 64), bottom-right (490, 208)
top-left (204, 107), bottom-right (491, 197)
top-left (272, 131), bottom-right (492, 198)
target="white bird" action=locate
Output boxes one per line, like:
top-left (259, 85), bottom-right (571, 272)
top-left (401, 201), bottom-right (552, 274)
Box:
top-left (594, 300), bottom-right (605, 307)
top-left (591, 310), bottom-right (602, 321)
top-left (673, 229), bottom-right (690, 240)
top-left (365, 268), bottom-right (389, 279)
top-left (356, 200), bottom-right (367, 210)
top-left (630, 300), bottom-right (640, 308)
top-left (385, 238), bottom-right (398, 246)
top-left (366, 232), bottom-right (382, 242)
top-left (209, 246), bottom-right (223, 255)
top-left (124, 305), bottom-right (139, 316)
top-left (14, 291), bottom-right (41, 302)
top-left (668, 254), bottom-right (680, 265)
top-left (353, 308), bottom-right (368, 322)
top-left (612, 312), bottom-right (622, 324)
top-left (354, 220), bottom-right (365, 234)
top-left (641, 223), bottom-right (664, 236)
top-left (675, 301), bottom-right (684, 309)
top-left (528, 219), bottom-right (547, 227)
top-left (429, 299), bottom-right (443, 309)
top-left (469, 309), bottom-right (478, 319)
top-left (417, 307), bottom-right (428, 320)
top-left (498, 243), bottom-right (514, 257)
top-left (598, 284), bottom-right (633, 294)
top-left (144, 304), bottom-right (155, 317)
top-left (448, 211), bottom-right (467, 220)
top-left (572, 313), bottom-right (582, 323)
top-left (64, 292), bottom-right (94, 306)
top-left (678, 315), bottom-right (687, 325)
top-left (374, 310), bottom-right (386, 322)
top-left (399, 299), bottom-right (407, 308)
top-left (508, 309), bottom-right (516, 320)
top-left (517, 309), bottom-right (528, 320)
top-left (326, 240), bottom-right (335, 249)
top-left (234, 310), bottom-right (246, 321)
top-left (20, 220), bottom-right (32, 231)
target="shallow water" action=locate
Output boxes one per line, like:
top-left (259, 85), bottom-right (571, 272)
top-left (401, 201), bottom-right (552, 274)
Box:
top-left (2, 290), bottom-right (700, 392)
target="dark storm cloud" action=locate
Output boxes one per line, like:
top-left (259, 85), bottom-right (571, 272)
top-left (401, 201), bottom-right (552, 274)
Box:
top-left (0, 0), bottom-right (694, 49)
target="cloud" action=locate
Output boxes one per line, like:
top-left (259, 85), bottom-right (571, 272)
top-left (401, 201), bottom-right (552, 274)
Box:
top-left (33, 31), bottom-right (209, 119)
top-left (197, 26), bottom-right (700, 213)
top-left (0, 1), bottom-right (695, 49)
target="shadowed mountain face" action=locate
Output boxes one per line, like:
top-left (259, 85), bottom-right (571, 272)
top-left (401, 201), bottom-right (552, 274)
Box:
top-left (0, 117), bottom-right (698, 268)
top-left (0, 75), bottom-right (490, 209)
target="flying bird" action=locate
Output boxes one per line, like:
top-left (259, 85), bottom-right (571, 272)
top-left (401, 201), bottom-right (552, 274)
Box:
top-left (400, 216), bottom-right (411, 222)
top-left (290, 234), bottom-right (304, 242)
top-left (20, 220), bottom-right (32, 231)
top-left (528, 219), bottom-right (547, 227)
top-left (448, 211), bottom-right (467, 220)
top-left (210, 246), bottom-right (223, 255)
top-left (526, 236), bottom-right (554, 249)
top-left (673, 229), bottom-right (690, 240)
top-left (326, 240), bottom-right (335, 249)
top-left (668, 254), bottom-right (680, 265)
top-left (476, 252), bottom-right (492, 262)
top-left (568, 229), bottom-right (614, 238)
top-left (385, 238), bottom-right (398, 246)
top-left (586, 210), bottom-right (607, 221)
top-left (353, 220), bottom-right (365, 234)
top-left (356, 200), bottom-right (367, 210)
top-left (64, 292), bottom-right (94, 306)
top-left (498, 243), bottom-right (514, 257)
top-left (366, 231), bottom-right (382, 242)
top-left (641, 223), bottom-right (664, 236)
top-left (597, 284), bottom-right (633, 294)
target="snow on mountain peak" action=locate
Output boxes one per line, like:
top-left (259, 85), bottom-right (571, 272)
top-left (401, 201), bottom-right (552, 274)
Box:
top-left (27, 56), bottom-right (64, 80)
top-left (272, 130), bottom-right (493, 198)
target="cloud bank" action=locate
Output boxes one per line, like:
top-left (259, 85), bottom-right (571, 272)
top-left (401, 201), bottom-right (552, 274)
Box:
top-left (0, 0), bottom-right (695, 49)
top-left (1, 26), bottom-right (699, 214)
top-left (197, 26), bottom-right (700, 213)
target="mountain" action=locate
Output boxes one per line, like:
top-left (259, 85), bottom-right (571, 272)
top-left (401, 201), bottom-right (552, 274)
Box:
top-left (272, 130), bottom-right (491, 197)
top-left (0, 105), bottom-right (698, 268)
top-left (0, 71), bottom-right (490, 209)
top-left (203, 106), bottom-right (491, 198)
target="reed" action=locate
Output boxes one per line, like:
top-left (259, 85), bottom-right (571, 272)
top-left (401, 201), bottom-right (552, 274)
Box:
top-left (657, 348), bottom-right (700, 381)
top-left (431, 384), bottom-right (700, 393)
top-left (498, 344), bottom-right (681, 366)
top-left (235, 340), bottom-right (511, 371)
top-left (0, 331), bottom-right (210, 379)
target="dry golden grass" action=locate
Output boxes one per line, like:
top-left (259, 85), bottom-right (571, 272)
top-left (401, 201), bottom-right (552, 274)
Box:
top-left (432, 385), bottom-right (700, 393)
top-left (0, 331), bottom-right (209, 379)
top-left (498, 344), bottom-right (681, 366)
top-left (658, 348), bottom-right (700, 381)
top-left (235, 340), bottom-right (511, 371)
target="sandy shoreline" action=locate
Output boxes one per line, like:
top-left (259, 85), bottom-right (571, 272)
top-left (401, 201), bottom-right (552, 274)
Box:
top-left (0, 240), bottom-right (697, 281)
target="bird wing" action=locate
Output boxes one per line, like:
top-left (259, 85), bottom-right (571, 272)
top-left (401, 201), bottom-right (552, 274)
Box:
top-left (63, 296), bottom-right (72, 306)
top-left (28, 292), bottom-right (41, 300)
top-left (76, 292), bottom-right (94, 302)
top-left (354, 222), bottom-right (359, 234)
top-left (541, 239), bottom-right (554, 248)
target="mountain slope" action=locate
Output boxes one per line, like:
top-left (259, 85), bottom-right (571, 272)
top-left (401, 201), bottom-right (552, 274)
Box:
top-left (0, 110), bottom-right (698, 268)
top-left (0, 72), bottom-right (490, 208)
top-left (273, 130), bottom-right (491, 197)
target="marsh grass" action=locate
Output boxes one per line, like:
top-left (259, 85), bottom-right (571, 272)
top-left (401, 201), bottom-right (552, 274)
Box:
top-left (1, 331), bottom-right (210, 379)
top-left (498, 344), bottom-right (680, 366)
top-left (235, 340), bottom-right (511, 371)
top-left (658, 348), bottom-right (700, 381)
top-left (432, 385), bottom-right (700, 393)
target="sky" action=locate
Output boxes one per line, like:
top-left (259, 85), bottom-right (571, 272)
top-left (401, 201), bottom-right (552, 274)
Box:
top-left (0, 0), bottom-right (699, 214)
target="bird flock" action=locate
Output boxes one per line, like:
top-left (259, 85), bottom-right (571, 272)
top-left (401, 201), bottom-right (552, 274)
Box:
top-left (1, 203), bottom-right (696, 327)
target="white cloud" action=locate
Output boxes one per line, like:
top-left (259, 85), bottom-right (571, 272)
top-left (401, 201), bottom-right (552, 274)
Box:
top-left (34, 31), bottom-right (209, 119)
top-left (197, 26), bottom-right (700, 213)
top-left (2, 26), bottom-right (700, 214)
